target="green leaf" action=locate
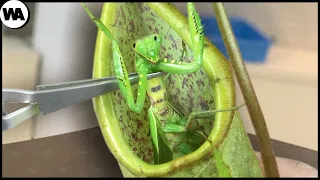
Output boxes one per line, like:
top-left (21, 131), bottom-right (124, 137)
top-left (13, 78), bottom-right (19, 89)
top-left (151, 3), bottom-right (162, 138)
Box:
top-left (218, 112), bottom-right (263, 177)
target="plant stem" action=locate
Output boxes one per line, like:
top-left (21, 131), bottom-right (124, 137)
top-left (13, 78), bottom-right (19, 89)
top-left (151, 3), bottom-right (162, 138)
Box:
top-left (211, 3), bottom-right (279, 177)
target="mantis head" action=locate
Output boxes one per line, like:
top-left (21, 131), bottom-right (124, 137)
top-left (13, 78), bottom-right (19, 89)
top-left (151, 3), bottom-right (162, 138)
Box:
top-left (132, 34), bottom-right (162, 64)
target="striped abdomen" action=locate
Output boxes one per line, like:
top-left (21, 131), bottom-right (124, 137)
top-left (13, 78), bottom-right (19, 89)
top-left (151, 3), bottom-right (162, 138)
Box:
top-left (146, 77), bottom-right (172, 121)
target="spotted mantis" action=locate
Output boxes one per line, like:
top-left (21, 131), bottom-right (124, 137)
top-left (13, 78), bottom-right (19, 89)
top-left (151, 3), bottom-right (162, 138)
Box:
top-left (83, 2), bottom-right (246, 165)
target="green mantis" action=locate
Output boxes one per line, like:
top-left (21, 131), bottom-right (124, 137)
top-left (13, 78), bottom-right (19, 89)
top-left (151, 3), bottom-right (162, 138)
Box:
top-left (83, 3), bottom-right (204, 112)
top-left (83, 2), bottom-right (243, 165)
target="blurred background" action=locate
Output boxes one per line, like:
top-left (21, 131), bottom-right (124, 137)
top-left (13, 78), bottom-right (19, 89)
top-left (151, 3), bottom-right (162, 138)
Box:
top-left (2, 2), bottom-right (318, 177)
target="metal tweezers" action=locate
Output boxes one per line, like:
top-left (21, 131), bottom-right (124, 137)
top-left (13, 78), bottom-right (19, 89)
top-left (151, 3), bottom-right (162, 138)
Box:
top-left (2, 72), bottom-right (164, 132)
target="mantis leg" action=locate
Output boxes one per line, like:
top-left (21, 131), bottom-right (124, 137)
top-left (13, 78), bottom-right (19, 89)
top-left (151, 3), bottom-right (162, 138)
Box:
top-left (163, 73), bottom-right (171, 83)
top-left (162, 41), bottom-right (187, 82)
top-left (82, 3), bottom-right (116, 41)
top-left (185, 103), bottom-right (246, 131)
top-left (178, 40), bottom-right (187, 63)
top-left (83, 3), bottom-right (149, 113)
top-left (153, 3), bottom-right (204, 74)
top-left (148, 107), bottom-right (173, 164)
top-left (120, 55), bottom-right (149, 113)
top-left (162, 101), bottom-right (188, 133)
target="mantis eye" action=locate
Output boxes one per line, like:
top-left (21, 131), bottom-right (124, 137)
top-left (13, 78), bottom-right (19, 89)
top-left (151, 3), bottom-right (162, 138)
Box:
top-left (133, 43), bottom-right (136, 48)
top-left (154, 36), bottom-right (157, 41)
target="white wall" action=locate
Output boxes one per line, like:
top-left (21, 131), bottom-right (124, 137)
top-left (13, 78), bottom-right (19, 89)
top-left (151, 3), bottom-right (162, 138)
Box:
top-left (174, 2), bottom-right (318, 51)
top-left (30, 3), bottom-right (103, 138)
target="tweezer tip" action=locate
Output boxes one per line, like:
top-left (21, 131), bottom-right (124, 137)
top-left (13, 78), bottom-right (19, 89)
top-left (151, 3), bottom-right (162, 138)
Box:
top-left (147, 71), bottom-right (165, 79)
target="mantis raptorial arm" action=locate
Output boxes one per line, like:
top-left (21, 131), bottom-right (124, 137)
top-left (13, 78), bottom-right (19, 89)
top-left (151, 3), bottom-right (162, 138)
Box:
top-left (83, 3), bottom-right (149, 113)
top-left (82, 3), bottom-right (116, 42)
top-left (152, 3), bottom-right (204, 74)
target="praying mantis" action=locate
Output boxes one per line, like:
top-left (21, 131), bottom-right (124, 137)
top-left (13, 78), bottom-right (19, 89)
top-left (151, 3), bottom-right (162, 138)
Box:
top-left (83, 3), bottom-right (243, 165)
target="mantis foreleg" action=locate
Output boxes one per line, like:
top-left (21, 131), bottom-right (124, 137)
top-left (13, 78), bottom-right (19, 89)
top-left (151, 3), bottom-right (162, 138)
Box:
top-left (83, 3), bottom-right (150, 113)
top-left (153, 3), bottom-right (204, 74)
